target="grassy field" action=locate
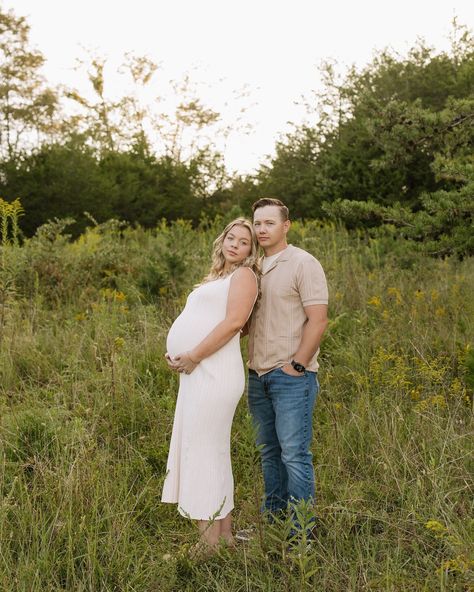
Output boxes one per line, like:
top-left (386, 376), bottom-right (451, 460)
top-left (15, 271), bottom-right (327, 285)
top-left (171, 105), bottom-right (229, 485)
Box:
top-left (0, 213), bottom-right (473, 591)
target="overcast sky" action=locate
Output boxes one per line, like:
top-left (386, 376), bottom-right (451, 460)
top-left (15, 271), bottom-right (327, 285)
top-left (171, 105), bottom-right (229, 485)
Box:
top-left (12, 0), bottom-right (474, 173)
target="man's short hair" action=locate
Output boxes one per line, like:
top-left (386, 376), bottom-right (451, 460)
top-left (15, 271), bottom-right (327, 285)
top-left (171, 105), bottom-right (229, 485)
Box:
top-left (252, 198), bottom-right (289, 221)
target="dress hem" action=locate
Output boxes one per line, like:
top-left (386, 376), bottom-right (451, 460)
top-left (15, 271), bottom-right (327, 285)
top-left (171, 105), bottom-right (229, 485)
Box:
top-left (161, 499), bottom-right (234, 521)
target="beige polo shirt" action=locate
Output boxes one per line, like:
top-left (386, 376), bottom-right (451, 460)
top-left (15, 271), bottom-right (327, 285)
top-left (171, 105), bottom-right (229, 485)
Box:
top-left (248, 245), bottom-right (328, 376)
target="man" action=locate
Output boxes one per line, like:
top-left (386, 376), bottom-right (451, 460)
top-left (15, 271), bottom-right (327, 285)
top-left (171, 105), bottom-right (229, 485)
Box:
top-left (246, 197), bottom-right (328, 535)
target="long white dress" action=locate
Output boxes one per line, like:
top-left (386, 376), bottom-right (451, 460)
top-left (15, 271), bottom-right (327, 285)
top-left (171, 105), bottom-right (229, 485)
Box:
top-left (161, 272), bottom-right (249, 520)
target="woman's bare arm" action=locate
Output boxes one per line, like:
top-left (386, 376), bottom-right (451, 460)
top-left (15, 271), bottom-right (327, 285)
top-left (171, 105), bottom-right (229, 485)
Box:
top-left (171, 267), bottom-right (257, 373)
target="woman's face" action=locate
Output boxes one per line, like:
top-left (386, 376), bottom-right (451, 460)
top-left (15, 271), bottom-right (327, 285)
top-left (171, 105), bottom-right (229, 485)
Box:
top-left (222, 224), bottom-right (252, 266)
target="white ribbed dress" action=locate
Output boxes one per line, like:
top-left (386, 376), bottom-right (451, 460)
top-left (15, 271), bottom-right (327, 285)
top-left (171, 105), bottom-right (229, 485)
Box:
top-left (161, 272), bottom-right (247, 520)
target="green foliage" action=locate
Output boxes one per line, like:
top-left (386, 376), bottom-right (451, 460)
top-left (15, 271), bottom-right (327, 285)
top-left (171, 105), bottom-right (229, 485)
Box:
top-left (323, 146), bottom-right (474, 258)
top-left (255, 20), bottom-right (474, 257)
top-left (0, 197), bottom-right (23, 247)
top-left (0, 139), bottom-right (219, 236)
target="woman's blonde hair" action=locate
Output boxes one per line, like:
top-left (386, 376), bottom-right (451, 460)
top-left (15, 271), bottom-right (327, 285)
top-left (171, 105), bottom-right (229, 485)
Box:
top-left (201, 217), bottom-right (260, 283)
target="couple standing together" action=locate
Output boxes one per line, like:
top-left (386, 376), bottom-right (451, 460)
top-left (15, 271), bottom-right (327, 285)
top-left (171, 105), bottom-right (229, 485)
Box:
top-left (162, 197), bottom-right (328, 551)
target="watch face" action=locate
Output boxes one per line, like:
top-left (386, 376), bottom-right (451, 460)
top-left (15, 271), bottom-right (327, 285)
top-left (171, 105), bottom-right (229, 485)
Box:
top-left (291, 360), bottom-right (305, 373)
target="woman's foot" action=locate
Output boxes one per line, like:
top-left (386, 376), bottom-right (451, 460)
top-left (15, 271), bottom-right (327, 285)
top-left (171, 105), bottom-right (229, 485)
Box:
top-left (189, 539), bottom-right (217, 559)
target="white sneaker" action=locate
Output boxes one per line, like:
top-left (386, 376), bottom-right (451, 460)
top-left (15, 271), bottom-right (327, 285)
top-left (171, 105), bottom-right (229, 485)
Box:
top-left (235, 526), bottom-right (256, 543)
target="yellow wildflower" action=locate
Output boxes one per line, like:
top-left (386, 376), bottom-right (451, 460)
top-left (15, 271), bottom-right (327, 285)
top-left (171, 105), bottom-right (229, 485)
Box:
top-left (438, 555), bottom-right (474, 575)
top-left (430, 289), bottom-right (439, 301)
top-left (425, 520), bottom-right (447, 535)
top-left (367, 295), bottom-right (382, 307)
top-left (435, 307), bottom-right (446, 317)
top-left (114, 337), bottom-right (125, 351)
top-left (450, 378), bottom-right (463, 396)
top-left (415, 399), bottom-right (429, 412)
top-left (414, 289), bottom-right (425, 300)
top-left (387, 287), bottom-right (402, 304)
top-left (100, 288), bottom-right (126, 303)
top-left (415, 395), bottom-right (447, 412)
top-left (410, 387), bottom-right (422, 401)
top-left (431, 395), bottom-right (447, 409)
top-left (449, 378), bottom-right (469, 404)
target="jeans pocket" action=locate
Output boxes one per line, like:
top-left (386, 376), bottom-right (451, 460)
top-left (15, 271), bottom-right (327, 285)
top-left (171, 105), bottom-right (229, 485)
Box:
top-left (277, 366), bottom-right (306, 378)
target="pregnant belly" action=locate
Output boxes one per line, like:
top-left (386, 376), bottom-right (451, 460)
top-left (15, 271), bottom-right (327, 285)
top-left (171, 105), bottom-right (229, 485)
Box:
top-left (166, 312), bottom-right (216, 358)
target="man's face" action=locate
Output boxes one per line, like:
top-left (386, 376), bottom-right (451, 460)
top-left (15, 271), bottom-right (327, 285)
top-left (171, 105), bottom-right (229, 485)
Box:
top-left (253, 205), bottom-right (289, 252)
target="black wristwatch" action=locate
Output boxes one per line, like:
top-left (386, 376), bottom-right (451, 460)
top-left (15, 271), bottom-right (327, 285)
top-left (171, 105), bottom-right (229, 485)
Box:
top-left (291, 359), bottom-right (306, 373)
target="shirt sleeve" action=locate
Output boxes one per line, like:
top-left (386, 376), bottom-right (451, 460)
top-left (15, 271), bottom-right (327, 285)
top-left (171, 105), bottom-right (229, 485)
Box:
top-left (296, 256), bottom-right (328, 306)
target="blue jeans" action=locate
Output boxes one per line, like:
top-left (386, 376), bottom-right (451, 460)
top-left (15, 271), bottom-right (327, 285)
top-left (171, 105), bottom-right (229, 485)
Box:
top-left (248, 367), bottom-right (319, 516)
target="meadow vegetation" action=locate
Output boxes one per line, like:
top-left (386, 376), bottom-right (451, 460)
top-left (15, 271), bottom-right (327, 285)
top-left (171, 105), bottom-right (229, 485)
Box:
top-left (0, 205), bottom-right (472, 591)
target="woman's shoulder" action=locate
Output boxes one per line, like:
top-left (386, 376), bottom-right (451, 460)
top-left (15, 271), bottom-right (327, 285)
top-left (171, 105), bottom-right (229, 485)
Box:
top-left (229, 266), bottom-right (258, 291)
top-left (232, 266), bottom-right (258, 280)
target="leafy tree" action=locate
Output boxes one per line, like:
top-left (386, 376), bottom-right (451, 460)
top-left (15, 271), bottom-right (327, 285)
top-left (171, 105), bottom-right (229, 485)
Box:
top-left (260, 22), bottom-right (472, 211)
top-left (254, 20), bottom-right (474, 255)
top-left (98, 146), bottom-right (205, 226)
top-left (1, 138), bottom-right (113, 235)
top-left (64, 52), bottom-right (164, 157)
top-left (0, 135), bottom-right (215, 236)
top-left (150, 73), bottom-right (231, 198)
top-left (323, 100), bottom-right (474, 257)
top-left (0, 6), bottom-right (58, 159)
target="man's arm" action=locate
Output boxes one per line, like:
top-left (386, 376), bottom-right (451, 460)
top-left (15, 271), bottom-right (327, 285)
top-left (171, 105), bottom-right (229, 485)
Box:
top-left (281, 304), bottom-right (328, 375)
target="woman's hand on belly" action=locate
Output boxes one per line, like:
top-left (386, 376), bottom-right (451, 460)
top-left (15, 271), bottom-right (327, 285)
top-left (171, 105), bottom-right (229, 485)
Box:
top-left (165, 352), bottom-right (180, 372)
top-left (167, 351), bottom-right (199, 375)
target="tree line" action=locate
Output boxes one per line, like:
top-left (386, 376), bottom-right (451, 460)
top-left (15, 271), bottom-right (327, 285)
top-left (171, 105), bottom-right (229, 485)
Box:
top-left (0, 6), bottom-right (473, 256)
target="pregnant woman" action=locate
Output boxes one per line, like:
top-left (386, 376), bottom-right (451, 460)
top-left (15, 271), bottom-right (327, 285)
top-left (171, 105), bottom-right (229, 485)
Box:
top-left (161, 217), bottom-right (259, 553)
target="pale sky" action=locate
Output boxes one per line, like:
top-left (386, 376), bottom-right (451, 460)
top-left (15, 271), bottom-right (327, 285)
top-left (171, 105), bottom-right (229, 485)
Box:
top-left (11, 0), bottom-right (474, 174)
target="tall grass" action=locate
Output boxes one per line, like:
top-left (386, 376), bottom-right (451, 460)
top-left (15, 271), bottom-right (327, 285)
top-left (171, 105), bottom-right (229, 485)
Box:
top-left (0, 210), bottom-right (472, 591)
